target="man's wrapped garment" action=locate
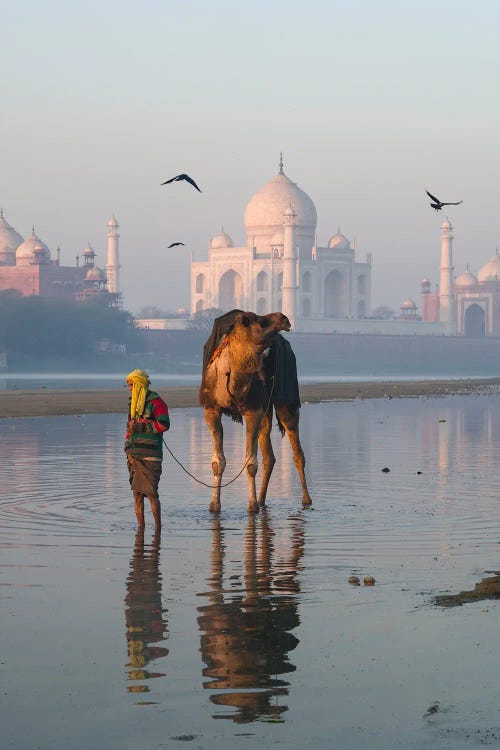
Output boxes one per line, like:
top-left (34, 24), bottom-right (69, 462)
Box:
top-left (127, 455), bottom-right (163, 499)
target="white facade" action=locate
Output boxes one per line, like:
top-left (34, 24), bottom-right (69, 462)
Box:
top-left (191, 160), bottom-right (372, 328)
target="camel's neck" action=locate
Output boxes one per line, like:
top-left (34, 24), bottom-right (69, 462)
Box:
top-left (226, 333), bottom-right (263, 393)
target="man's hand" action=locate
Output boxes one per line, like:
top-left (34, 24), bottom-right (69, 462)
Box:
top-left (128, 419), bottom-right (149, 433)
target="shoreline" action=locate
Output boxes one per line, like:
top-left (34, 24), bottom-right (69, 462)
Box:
top-left (1, 377), bottom-right (500, 418)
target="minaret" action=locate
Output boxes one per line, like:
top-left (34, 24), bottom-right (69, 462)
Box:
top-left (439, 218), bottom-right (455, 334)
top-left (106, 215), bottom-right (120, 296)
top-left (281, 203), bottom-right (298, 324)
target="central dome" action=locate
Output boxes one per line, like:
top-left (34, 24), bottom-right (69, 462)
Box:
top-left (244, 169), bottom-right (317, 234)
top-left (0, 212), bottom-right (23, 261)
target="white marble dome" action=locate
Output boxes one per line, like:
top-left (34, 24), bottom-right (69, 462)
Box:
top-left (107, 215), bottom-right (118, 228)
top-left (0, 211), bottom-right (23, 259)
top-left (328, 231), bottom-right (351, 250)
top-left (16, 230), bottom-right (50, 263)
top-left (441, 218), bottom-right (452, 231)
top-left (455, 270), bottom-right (477, 287)
top-left (244, 169), bottom-right (317, 232)
top-left (478, 254), bottom-right (500, 283)
top-left (210, 231), bottom-right (233, 249)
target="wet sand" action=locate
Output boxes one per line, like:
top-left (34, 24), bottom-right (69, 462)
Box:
top-left (1, 377), bottom-right (500, 418)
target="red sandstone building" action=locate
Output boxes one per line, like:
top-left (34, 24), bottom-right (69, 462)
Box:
top-left (0, 210), bottom-right (121, 306)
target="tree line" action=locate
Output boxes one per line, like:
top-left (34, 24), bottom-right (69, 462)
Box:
top-left (0, 291), bottom-right (141, 357)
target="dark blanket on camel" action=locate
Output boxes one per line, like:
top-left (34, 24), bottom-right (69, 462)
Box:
top-left (202, 309), bottom-right (301, 422)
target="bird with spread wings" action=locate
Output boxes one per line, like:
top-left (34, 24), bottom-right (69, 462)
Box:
top-left (161, 173), bottom-right (202, 192)
top-left (426, 190), bottom-right (462, 211)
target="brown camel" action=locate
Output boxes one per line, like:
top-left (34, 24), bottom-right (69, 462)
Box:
top-left (199, 310), bottom-right (312, 513)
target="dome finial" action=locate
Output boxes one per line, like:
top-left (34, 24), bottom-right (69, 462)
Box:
top-left (279, 152), bottom-right (284, 174)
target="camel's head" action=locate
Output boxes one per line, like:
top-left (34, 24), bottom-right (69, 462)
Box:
top-left (234, 311), bottom-right (291, 350)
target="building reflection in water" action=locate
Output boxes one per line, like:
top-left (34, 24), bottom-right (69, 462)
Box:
top-left (124, 530), bottom-right (168, 702)
top-left (197, 512), bottom-right (305, 723)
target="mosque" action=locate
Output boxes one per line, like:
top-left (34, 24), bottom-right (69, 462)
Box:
top-left (191, 157), bottom-right (372, 333)
top-left (0, 210), bottom-right (121, 306)
top-left (418, 218), bottom-right (500, 336)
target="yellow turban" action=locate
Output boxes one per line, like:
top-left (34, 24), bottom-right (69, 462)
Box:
top-left (126, 369), bottom-right (150, 419)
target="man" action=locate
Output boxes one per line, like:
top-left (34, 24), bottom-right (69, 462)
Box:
top-left (125, 370), bottom-right (170, 529)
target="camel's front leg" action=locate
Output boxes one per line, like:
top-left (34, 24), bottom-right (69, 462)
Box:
top-left (244, 410), bottom-right (262, 513)
top-left (204, 407), bottom-right (226, 513)
top-left (257, 409), bottom-right (275, 507)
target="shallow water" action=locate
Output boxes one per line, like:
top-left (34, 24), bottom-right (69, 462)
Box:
top-left (0, 371), bottom-right (492, 390)
top-left (2, 395), bottom-right (500, 748)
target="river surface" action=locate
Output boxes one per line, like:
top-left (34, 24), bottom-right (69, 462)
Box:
top-left (2, 395), bottom-right (500, 748)
top-left (0, 372), bottom-right (493, 390)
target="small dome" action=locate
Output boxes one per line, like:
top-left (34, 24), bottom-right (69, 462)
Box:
top-left (86, 267), bottom-right (105, 281)
top-left (441, 218), bottom-right (452, 231)
top-left (401, 298), bottom-right (417, 309)
top-left (328, 231), bottom-right (351, 250)
top-left (107, 215), bottom-right (118, 228)
top-left (421, 277), bottom-right (430, 285)
top-left (210, 231), bottom-right (233, 249)
top-left (0, 211), bottom-right (23, 257)
top-left (478, 253), bottom-right (500, 283)
top-left (16, 230), bottom-right (50, 263)
top-left (83, 244), bottom-right (96, 256)
top-left (455, 270), bottom-right (477, 287)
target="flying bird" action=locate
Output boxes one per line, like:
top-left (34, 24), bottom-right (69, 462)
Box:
top-left (168, 242), bottom-right (185, 248)
top-left (426, 190), bottom-right (463, 211)
top-left (161, 173), bottom-right (202, 192)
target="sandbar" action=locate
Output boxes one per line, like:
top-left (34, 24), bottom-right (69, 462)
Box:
top-left (1, 378), bottom-right (500, 418)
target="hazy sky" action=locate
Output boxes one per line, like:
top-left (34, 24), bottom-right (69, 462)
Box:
top-left (2, 0), bottom-right (500, 314)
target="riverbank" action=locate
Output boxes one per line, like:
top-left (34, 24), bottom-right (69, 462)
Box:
top-left (1, 377), bottom-right (500, 418)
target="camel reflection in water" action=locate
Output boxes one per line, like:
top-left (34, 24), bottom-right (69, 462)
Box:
top-left (124, 530), bottom-right (168, 700)
top-left (197, 512), bottom-right (305, 723)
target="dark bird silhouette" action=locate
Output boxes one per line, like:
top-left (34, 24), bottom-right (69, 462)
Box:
top-left (426, 190), bottom-right (462, 211)
top-left (161, 173), bottom-right (202, 192)
top-left (168, 242), bottom-right (185, 248)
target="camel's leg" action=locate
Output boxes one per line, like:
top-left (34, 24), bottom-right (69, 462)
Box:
top-left (244, 410), bottom-right (262, 514)
top-left (257, 408), bottom-right (276, 507)
top-left (275, 405), bottom-right (312, 507)
top-left (204, 407), bottom-right (226, 513)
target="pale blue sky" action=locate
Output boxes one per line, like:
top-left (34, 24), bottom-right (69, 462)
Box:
top-left (2, 0), bottom-right (499, 312)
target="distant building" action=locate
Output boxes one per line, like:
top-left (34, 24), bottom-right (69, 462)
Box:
top-left (191, 156), bottom-right (372, 332)
top-left (421, 219), bottom-right (500, 336)
top-left (0, 210), bottom-right (121, 307)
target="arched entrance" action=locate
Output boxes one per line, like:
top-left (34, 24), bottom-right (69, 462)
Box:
top-left (218, 269), bottom-right (243, 311)
top-left (324, 270), bottom-right (343, 317)
top-left (464, 304), bottom-right (486, 336)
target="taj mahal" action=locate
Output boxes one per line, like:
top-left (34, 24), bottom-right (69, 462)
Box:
top-left (190, 159), bottom-right (500, 337)
top-left (191, 156), bottom-right (372, 333)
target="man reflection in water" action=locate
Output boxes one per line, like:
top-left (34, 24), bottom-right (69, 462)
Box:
top-left (197, 513), bottom-right (305, 723)
top-left (125, 530), bottom-right (168, 699)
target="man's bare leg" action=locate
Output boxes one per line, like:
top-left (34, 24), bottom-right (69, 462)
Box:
top-left (134, 492), bottom-right (145, 528)
top-left (149, 497), bottom-right (162, 530)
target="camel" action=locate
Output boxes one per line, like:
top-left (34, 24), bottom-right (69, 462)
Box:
top-left (199, 310), bottom-right (312, 513)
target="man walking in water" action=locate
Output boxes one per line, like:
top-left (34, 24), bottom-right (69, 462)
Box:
top-left (125, 370), bottom-right (170, 530)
